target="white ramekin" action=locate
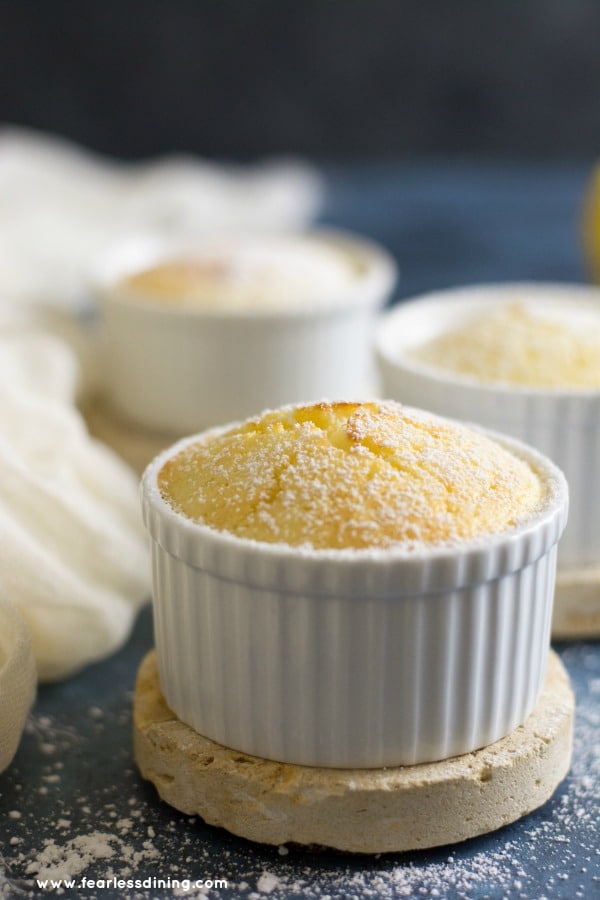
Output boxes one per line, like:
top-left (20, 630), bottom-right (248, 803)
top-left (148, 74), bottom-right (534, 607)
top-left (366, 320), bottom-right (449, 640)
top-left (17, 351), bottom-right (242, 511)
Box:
top-left (375, 283), bottom-right (600, 571)
top-left (141, 411), bottom-right (568, 769)
top-left (93, 229), bottom-right (397, 434)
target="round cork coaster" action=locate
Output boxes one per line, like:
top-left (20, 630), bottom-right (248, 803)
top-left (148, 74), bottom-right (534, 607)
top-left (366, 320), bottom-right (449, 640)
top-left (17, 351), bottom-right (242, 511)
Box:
top-left (133, 650), bottom-right (573, 854)
top-left (553, 568), bottom-right (600, 640)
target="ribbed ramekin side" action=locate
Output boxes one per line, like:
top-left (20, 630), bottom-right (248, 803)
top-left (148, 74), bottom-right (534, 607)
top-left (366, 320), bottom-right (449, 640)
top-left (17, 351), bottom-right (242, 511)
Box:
top-left (370, 550), bottom-right (554, 767)
top-left (150, 537), bottom-right (557, 768)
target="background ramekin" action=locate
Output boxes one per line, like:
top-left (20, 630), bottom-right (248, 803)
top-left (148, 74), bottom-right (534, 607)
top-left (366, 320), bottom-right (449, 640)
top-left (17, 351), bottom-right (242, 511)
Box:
top-left (93, 229), bottom-right (397, 434)
top-left (141, 412), bottom-right (568, 769)
top-left (375, 283), bottom-right (600, 573)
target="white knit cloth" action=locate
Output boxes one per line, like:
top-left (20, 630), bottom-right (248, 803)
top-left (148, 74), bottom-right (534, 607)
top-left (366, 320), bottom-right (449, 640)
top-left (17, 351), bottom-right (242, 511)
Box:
top-left (0, 333), bottom-right (150, 682)
top-left (0, 592), bottom-right (36, 773)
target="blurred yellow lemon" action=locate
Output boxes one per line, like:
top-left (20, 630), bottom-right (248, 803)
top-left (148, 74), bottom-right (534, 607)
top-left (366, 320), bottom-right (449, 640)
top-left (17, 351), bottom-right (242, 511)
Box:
top-left (583, 163), bottom-right (600, 282)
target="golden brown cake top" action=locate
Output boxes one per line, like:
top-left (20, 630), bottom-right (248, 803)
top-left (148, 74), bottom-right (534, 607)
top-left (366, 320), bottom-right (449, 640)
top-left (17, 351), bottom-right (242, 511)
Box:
top-left (158, 401), bottom-right (543, 550)
top-left (410, 301), bottom-right (600, 389)
top-left (117, 236), bottom-right (363, 311)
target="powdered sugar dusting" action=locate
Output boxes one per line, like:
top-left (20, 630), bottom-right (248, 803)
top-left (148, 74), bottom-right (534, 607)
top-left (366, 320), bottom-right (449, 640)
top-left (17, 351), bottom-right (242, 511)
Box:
top-left (159, 401), bottom-right (543, 550)
top-left (409, 300), bottom-right (600, 389)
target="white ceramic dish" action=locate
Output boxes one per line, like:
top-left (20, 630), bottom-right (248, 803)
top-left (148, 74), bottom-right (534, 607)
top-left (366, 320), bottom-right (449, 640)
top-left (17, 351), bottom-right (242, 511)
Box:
top-left (375, 283), bottom-right (600, 570)
top-left (141, 410), bottom-right (568, 769)
top-left (94, 229), bottom-right (397, 434)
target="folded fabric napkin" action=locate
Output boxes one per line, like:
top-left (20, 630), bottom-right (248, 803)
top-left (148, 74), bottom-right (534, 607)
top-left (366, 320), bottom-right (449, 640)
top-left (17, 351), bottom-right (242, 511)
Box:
top-left (0, 333), bottom-right (150, 683)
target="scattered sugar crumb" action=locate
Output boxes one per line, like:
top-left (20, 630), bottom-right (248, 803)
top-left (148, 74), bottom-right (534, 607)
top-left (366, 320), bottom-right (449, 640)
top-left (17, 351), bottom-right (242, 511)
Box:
top-left (257, 871), bottom-right (280, 893)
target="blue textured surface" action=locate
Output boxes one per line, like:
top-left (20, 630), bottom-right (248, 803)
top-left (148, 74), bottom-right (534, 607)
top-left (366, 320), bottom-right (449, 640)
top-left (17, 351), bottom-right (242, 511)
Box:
top-left (1, 163), bottom-right (599, 899)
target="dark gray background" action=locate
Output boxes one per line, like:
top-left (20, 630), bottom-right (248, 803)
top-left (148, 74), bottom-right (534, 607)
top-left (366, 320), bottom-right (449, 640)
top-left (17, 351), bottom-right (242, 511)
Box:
top-left (2, 0), bottom-right (600, 161)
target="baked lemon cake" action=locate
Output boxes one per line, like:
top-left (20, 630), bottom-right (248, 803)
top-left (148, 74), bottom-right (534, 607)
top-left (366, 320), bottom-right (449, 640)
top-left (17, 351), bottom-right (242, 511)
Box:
top-left (157, 400), bottom-right (543, 550)
top-left (117, 235), bottom-right (364, 311)
top-left (409, 300), bottom-right (600, 389)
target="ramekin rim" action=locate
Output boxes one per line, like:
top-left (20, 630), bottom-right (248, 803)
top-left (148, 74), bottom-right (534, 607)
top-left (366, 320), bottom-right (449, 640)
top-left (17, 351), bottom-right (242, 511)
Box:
top-left (140, 403), bottom-right (569, 580)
